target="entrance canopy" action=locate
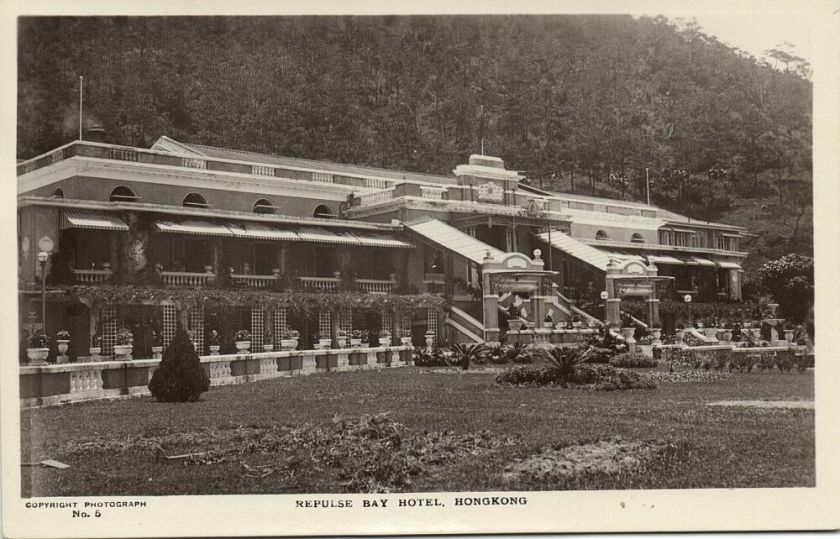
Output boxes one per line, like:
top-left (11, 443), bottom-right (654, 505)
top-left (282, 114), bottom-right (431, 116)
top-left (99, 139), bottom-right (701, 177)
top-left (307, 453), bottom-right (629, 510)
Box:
top-left (404, 217), bottom-right (504, 265)
top-left (534, 231), bottom-right (641, 271)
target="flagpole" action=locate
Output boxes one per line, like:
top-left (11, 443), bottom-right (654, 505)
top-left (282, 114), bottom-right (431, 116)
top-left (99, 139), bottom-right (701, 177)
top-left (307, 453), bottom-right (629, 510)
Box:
top-left (645, 167), bottom-right (650, 205)
top-left (79, 76), bottom-right (84, 141)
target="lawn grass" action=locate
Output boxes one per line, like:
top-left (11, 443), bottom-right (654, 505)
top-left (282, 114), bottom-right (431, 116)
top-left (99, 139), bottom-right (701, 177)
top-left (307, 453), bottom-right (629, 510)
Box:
top-left (20, 366), bottom-right (814, 496)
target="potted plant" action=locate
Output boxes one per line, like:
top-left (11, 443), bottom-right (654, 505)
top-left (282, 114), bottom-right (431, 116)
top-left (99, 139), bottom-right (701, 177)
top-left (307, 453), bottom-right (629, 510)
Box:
top-left (337, 329), bottom-right (349, 348)
top-left (263, 329), bottom-right (274, 352)
top-left (55, 329), bottom-right (71, 361)
top-left (542, 312), bottom-right (554, 329)
top-left (506, 305), bottom-right (523, 332)
top-left (26, 330), bottom-right (50, 364)
top-left (783, 321), bottom-right (795, 343)
top-left (350, 329), bottom-right (364, 348)
top-left (206, 330), bottom-right (220, 355)
top-left (675, 323), bottom-right (685, 343)
top-left (281, 329), bottom-right (299, 350)
top-left (400, 331), bottom-right (412, 346)
top-left (571, 315), bottom-right (583, 329)
top-left (234, 329), bottom-right (251, 352)
top-left (650, 323), bottom-right (662, 342)
top-left (89, 333), bottom-right (102, 361)
top-left (314, 331), bottom-right (331, 349)
top-left (378, 329), bottom-right (392, 346)
top-left (113, 327), bottom-right (133, 360)
top-left (152, 330), bottom-right (164, 359)
top-left (620, 312), bottom-right (635, 339)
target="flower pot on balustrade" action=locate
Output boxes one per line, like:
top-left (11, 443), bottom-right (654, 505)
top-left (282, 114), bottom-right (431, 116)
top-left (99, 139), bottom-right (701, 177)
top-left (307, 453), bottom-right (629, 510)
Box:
top-left (508, 320), bottom-right (524, 332)
top-left (350, 338), bottom-right (362, 348)
top-left (235, 340), bottom-right (251, 353)
top-left (424, 332), bottom-right (435, 347)
top-left (26, 348), bottom-right (49, 365)
top-left (56, 340), bottom-right (70, 356)
top-left (651, 329), bottom-right (662, 342)
top-left (620, 327), bottom-right (635, 340)
top-left (318, 338), bottom-right (332, 349)
top-left (209, 345), bottom-right (221, 356)
top-left (572, 321), bottom-right (583, 329)
top-left (784, 329), bottom-right (794, 343)
top-left (263, 344), bottom-right (274, 352)
top-left (152, 346), bottom-right (164, 359)
top-left (113, 344), bottom-right (133, 360)
top-left (89, 347), bottom-right (101, 361)
top-left (280, 339), bottom-right (296, 351)
top-left (400, 336), bottom-right (411, 346)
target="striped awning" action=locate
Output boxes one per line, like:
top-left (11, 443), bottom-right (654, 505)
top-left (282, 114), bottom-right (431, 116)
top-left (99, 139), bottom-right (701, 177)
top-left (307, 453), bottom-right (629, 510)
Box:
top-left (226, 222), bottom-right (298, 241)
top-left (690, 256), bottom-right (717, 266)
top-left (61, 209), bottom-right (129, 231)
top-left (534, 231), bottom-right (638, 271)
top-left (405, 217), bottom-right (505, 266)
top-left (154, 220), bottom-right (235, 237)
top-left (648, 254), bottom-right (684, 265)
top-left (345, 233), bottom-right (413, 249)
top-left (296, 228), bottom-right (360, 245)
top-left (717, 261), bottom-right (743, 270)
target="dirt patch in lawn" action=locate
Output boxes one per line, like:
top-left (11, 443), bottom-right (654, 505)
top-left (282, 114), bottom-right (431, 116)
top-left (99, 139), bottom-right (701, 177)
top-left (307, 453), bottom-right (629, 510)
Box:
top-left (59, 413), bottom-right (517, 493)
top-left (500, 439), bottom-right (671, 483)
top-left (708, 400), bottom-right (814, 409)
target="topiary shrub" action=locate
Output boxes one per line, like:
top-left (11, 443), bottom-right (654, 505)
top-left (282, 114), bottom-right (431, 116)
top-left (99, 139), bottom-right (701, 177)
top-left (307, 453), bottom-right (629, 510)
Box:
top-left (148, 325), bottom-right (210, 402)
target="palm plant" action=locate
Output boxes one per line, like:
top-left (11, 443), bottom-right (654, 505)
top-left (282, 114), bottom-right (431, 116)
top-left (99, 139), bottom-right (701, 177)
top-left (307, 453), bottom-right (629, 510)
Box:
top-left (545, 346), bottom-right (588, 381)
top-left (450, 342), bottom-right (489, 371)
top-left (503, 342), bottom-right (530, 363)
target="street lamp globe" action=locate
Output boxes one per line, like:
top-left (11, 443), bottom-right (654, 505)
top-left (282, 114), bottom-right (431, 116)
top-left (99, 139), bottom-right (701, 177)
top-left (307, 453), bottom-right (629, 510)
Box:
top-left (684, 294), bottom-right (692, 303)
top-left (37, 251), bottom-right (49, 264)
top-left (600, 291), bottom-right (609, 301)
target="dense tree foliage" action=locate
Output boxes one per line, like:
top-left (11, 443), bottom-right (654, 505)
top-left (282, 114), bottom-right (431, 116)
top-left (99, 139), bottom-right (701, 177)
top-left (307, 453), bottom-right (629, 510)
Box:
top-left (756, 254), bottom-right (814, 322)
top-left (18, 16), bottom-right (812, 270)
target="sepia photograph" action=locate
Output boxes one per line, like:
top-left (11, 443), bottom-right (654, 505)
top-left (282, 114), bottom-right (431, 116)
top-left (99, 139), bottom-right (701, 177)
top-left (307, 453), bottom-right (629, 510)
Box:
top-left (3, 2), bottom-right (838, 537)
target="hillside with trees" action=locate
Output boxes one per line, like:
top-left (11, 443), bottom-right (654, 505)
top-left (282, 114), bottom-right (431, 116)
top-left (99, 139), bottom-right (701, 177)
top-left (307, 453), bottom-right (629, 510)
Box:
top-left (17, 15), bottom-right (812, 280)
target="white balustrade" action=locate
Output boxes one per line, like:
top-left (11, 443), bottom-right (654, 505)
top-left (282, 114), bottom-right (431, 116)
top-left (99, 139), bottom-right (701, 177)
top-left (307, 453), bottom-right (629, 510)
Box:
top-left (420, 186), bottom-right (446, 200)
top-left (161, 271), bottom-right (215, 286)
top-left (108, 148), bottom-right (138, 162)
top-left (72, 269), bottom-right (113, 283)
top-left (70, 369), bottom-right (103, 394)
top-left (231, 274), bottom-right (276, 289)
top-left (251, 164), bottom-right (275, 176)
top-left (209, 361), bottom-right (232, 380)
top-left (356, 278), bottom-right (394, 294)
top-left (358, 189), bottom-right (394, 207)
top-left (312, 171), bottom-right (334, 183)
top-left (299, 276), bottom-right (340, 291)
top-left (365, 178), bottom-right (389, 189)
top-left (181, 157), bottom-right (207, 169)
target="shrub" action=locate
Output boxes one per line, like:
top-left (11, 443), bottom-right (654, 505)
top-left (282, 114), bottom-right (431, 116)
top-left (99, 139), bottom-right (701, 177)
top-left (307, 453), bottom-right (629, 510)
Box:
top-left (413, 347), bottom-right (451, 367)
top-left (234, 329), bottom-right (251, 342)
top-left (451, 343), bottom-right (489, 370)
top-left (608, 352), bottom-right (658, 368)
top-left (56, 329), bottom-right (70, 340)
top-left (505, 343), bottom-right (532, 364)
top-left (495, 362), bottom-right (656, 391)
top-left (148, 326), bottom-right (210, 403)
top-left (115, 327), bottom-right (133, 346)
top-left (545, 347), bottom-right (588, 380)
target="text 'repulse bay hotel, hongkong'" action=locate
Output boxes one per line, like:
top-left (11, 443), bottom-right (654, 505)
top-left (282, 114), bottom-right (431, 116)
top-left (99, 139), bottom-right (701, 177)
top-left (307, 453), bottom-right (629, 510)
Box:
top-left (17, 133), bottom-right (747, 361)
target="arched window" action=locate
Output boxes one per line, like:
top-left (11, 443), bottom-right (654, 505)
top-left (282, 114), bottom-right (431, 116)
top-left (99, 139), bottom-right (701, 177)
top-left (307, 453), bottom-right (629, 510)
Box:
top-left (51, 188), bottom-right (64, 198)
top-left (183, 192), bottom-right (209, 208)
top-left (109, 185), bottom-right (139, 202)
top-left (631, 233), bottom-right (645, 243)
top-left (313, 204), bottom-right (335, 218)
top-left (595, 230), bottom-right (609, 241)
top-left (253, 198), bottom-right (277, 214)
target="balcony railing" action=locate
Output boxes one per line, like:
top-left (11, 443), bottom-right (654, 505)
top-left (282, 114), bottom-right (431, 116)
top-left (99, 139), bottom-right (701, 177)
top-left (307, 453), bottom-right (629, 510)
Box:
top-left (420, 186), bottom-right (446, 200)
top-left (423, 272), bottom-right (446, 284)
top-left (231, 274), bottom-right (276, 289)
top-left (356, 278), bottom-right (395, 294)
top-left (357, 189), bottom-right (394, 207)
top-left (299, 276), bottom-right (341, 291)
top-left (72, 269), bottom-right (113, 283)
top-left (161, 271), bottom-right (215, 287)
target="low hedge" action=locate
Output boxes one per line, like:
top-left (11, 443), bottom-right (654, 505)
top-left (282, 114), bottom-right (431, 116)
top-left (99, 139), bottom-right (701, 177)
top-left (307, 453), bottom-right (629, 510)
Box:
top-left (608, 352), bottom-right (659, 368)
top-left (495, 363), bottom-right (656, 391)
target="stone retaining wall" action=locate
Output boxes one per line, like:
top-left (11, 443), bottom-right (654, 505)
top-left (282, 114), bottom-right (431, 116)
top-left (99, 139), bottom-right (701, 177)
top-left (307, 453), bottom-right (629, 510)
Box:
top-left (19, 346), bottom-right (413, 408)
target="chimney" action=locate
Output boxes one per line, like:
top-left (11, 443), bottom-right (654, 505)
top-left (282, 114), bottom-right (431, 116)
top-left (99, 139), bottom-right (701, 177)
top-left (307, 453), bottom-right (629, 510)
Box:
top-left (86, 125), bottom-right (106, 143)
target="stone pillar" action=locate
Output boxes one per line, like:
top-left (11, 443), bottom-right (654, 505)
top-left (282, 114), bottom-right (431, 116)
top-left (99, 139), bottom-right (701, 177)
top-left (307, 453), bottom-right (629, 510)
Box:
top-left (605, 259), bottom-right (621, 328)
top-left (646, 298), bottom-right (660, 328)
top-left (330, 309), bottom-right (341, 348)
top-left (728, 269), bottom-right (742, 300)
top-left (483, 271), bottom-right (500, 343)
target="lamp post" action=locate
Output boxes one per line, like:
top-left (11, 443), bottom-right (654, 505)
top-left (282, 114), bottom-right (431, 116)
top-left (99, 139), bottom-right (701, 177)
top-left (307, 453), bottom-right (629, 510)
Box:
top-left (37, 251), bottom-right (49, 333)
top-left (600, 290), bottom-right (609, 326)
top-left (684, 293), bottom-right (692, 328)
